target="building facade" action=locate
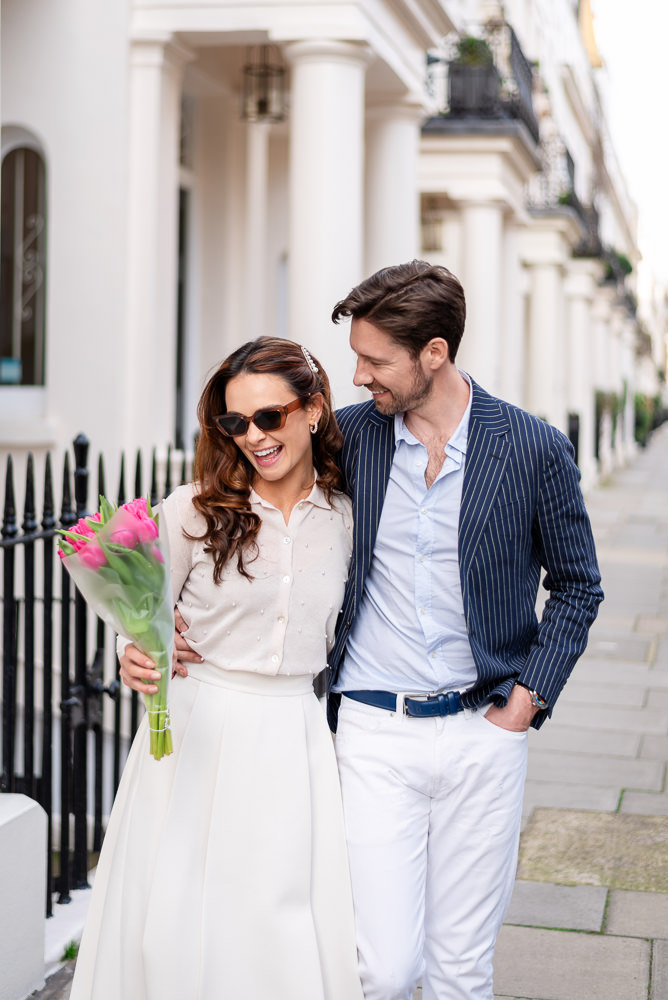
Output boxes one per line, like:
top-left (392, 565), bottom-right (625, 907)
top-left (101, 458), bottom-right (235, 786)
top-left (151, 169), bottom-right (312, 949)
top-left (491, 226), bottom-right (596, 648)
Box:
top-left (1, 0), bottom-right (665, 493)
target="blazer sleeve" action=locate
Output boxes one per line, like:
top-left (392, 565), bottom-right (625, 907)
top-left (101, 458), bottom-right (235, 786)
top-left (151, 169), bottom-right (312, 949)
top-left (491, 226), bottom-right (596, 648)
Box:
top-left (517, 431), bottom-right (603, 719)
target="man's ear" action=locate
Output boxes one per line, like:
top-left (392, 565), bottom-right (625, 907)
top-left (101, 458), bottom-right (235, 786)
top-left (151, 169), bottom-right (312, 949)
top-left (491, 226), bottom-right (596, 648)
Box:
top-left (422, 338), bottom-right (449, 370)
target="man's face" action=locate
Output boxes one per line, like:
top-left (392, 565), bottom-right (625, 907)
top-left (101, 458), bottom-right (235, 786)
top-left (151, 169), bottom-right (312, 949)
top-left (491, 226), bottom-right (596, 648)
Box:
top-left (349, 317), bottom-right (432, 415)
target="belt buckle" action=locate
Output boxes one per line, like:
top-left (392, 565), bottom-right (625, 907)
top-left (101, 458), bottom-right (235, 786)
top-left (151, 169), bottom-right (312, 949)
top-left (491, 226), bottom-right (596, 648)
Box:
top-left (397, 691), bottom-right (436, 717)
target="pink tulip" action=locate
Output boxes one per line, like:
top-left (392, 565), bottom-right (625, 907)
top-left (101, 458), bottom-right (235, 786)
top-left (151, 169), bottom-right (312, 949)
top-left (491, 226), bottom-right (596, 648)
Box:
top-left (77, 543), bottom-right (107, 569)
top-left (110, 528), bottom-right (140, 549)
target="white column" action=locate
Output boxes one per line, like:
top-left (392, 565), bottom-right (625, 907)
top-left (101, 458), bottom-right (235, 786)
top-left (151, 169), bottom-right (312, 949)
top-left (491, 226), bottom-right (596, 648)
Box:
top-left (457, 200), bottom-right (504, 393)
top-left (526, 260), bottom-right (565, 429)
top-left (500, 224), bottom-right (526, 407)
top-left (244, 121), bottom-right (270, 341)
top-left (564, 260), bottom-right (600, 492)
top-left (125, 35), bottom-right (192, 454)
top-left (285, 39), bottom-right (371, 404)
top-left (364, 101), bottom-right (423, 275)
top-left (591, 286), bottom-right (615, 476)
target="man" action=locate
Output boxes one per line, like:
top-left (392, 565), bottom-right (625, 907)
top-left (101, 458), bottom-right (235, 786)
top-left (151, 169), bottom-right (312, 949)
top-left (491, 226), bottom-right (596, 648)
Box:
top-left (326, 261), bottom-right (603, 1000)
top-left (168, 260), bottom-right (602, 999)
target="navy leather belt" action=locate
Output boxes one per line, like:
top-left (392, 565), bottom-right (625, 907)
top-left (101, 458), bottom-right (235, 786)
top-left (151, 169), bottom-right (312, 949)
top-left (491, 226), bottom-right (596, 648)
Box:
top-left (344, 689), bottom-right (464, 718)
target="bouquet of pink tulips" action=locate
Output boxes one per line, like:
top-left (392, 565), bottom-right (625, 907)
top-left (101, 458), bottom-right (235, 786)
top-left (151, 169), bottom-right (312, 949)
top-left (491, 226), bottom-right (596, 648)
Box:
top-left (58, 496), bottom-right (174, 760)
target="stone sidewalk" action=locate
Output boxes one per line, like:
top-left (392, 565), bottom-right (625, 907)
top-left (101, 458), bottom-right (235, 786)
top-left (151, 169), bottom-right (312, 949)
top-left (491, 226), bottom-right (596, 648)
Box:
top-left (33, 425), bottom-right (668, 1000)
top-left (492, 423), bottom-right (668, 1000)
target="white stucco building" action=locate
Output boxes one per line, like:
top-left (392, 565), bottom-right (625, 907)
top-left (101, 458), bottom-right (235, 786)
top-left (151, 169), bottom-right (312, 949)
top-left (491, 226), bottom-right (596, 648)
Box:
top-left (1, 0), bottom-right (664, 495)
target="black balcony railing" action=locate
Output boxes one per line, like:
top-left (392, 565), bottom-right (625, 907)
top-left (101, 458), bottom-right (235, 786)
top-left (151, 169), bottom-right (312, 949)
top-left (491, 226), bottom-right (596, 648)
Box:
top-left (427, 23), bottom-right (540, 144)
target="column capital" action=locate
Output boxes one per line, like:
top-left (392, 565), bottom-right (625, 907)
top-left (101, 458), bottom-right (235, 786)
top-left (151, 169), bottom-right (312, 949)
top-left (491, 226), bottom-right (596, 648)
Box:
top-left (283, 38), bottom-right (373, 70)
top-left (564, 258), bottom-right (604, 301)
top-left (130, 31), bottom-right (195, 71)
top-left (366, 97), bottom-right (426, 124)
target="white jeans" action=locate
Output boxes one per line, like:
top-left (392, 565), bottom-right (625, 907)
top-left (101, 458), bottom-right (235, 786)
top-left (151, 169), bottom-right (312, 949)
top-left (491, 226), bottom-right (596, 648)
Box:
top-left (334, 697), bottom-right (528, 1000)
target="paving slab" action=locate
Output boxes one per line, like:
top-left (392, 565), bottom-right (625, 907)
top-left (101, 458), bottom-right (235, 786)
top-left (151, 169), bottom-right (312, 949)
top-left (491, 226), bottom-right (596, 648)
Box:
top-left (605, 889), bottom-right (668, 938)
top-left (528, 726), bottom-right (640, 758)
top-left (651, 939), bottom-right (668, 1000)
top-left (494, 925), bottom-right (650, 1000)
top-left (546, 704), bottom-right (667, 735)
top-left (504, 880), bottom-right (607, 932)
top-left (526, 750), bottom-right (664, 791)
top-left (585, 635), bottom-right (654, 661)
top-left (518, 810), bottom-right (668, 891)
top-left (522, 781), bottom-right (620, 816)
top-left (647, 689), bottom-right (668, 709)
top-left (640, 734), bottom-right (668, 760)
top-left (620, 790), bottom-right (668, 818)
top-left (28, 964), bottom-right (74, 1000)
top-left (637, 616), bottom-right (668, 635)
top-left (557, 682), bottom-right (645, 707)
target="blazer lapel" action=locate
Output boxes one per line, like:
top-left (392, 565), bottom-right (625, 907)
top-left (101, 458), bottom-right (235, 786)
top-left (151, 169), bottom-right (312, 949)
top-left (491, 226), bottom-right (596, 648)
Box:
top-left (459, 382), bottom-right (511, 575)
top-left (353, 410), bottom-right (395, 601)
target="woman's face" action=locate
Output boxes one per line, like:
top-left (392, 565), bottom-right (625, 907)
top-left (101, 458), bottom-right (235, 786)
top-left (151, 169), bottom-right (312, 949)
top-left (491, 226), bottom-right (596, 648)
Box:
top-left (223, 372), bottom-right (323, 490)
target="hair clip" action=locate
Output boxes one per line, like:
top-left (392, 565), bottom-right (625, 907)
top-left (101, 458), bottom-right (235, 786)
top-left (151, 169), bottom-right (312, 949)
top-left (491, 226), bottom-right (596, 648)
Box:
top-left (301, 345), bottom-right (319, 375)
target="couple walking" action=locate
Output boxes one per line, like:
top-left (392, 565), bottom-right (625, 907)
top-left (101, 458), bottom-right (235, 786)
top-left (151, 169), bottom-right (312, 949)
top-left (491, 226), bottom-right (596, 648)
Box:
top-left (69, 261), bottom-right (603, 1000)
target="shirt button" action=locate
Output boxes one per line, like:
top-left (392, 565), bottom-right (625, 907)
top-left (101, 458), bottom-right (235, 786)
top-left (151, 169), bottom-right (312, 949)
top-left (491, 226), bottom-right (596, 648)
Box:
top-left (418, 555), bottom-right (425, 563)
top-left (420, 607), bottom-right (426, 615)
top-left (282, 575), bottom-right (290, 583)
top-left (277, 616), bottom-right (285, 624)
top-left (271, 654), bottom-right (279, 663)
top-left (283, 536), bottom-right (291, 544)
top-left (420, 507), bottom-right (428, 515)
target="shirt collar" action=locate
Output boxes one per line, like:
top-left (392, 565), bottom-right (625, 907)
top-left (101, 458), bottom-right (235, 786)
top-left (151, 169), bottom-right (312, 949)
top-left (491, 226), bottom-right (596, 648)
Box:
top-left (250, 480), bottom-right (332, 512)
top-left (393, 370), bottom-right (472, 457)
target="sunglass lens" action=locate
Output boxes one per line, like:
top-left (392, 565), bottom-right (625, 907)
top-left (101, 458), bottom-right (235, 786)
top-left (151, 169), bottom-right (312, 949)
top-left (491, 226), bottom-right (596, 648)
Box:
top-left (216, 415), bottom-right (248, 436)
top-left (253, 408), bottom-right (284, 432)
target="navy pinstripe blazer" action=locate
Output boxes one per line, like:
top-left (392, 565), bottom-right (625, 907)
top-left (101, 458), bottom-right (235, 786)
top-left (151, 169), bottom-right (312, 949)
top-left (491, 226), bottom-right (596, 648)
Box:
top-left (327, 379), bottom-right (604, 731)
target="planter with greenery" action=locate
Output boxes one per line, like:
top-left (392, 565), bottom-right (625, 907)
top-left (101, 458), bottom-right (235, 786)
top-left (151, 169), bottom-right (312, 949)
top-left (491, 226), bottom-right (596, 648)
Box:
top-left (448, 35), bottom-right (501, 116)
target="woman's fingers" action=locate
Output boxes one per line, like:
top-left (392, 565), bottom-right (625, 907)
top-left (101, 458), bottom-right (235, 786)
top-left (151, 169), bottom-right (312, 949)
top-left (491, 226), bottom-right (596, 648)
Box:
top-left (119, 644), bottom-right (162, 694)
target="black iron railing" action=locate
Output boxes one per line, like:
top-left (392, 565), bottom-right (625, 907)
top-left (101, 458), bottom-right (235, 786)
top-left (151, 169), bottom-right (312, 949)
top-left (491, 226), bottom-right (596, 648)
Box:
top-left (1, 436), bottom-right (189, 916)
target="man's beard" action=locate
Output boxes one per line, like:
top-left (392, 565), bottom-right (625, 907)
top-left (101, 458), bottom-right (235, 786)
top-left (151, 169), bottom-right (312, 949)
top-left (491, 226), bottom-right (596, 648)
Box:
top-left (371, 364), bottom-right (433, 415)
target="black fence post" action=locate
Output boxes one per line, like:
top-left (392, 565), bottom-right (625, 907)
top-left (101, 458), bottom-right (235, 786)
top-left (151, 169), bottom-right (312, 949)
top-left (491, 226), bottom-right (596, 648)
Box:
top-left (58, 451), bottom-right (75, 905)
top-left (22, 454), bottom-right (37, 801)
top-left (1, 457), bottom-right (18, 794)
top-left (72, 434), bottom-right (90, 890)
top-left (41, 454), bottom-right (56, 917)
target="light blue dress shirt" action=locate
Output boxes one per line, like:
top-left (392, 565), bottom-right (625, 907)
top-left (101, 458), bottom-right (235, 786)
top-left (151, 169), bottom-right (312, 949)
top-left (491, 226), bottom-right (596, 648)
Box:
top-left (334, 375), bottom-right (478, 694)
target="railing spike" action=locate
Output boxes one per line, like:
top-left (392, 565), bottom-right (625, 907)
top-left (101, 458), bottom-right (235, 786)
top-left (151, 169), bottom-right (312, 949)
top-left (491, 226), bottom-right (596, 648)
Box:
top-left (2, 455), bottom-right (18, 541)
top-left (164, 443), bottom-right (172, 498)
top-left (22, 453), bottom-right (38, 535)
top-left (42, 453), bottom-right (56, 532)
top-left (97, 453), bottom-right (105, 505)
top-left (60, 451), bottom-right (75, 528)
top-left (134, 449), bottom-right (142, 501)
top-left (117, 453), bottom-right (126, 506)
top-left (150, 448), bottom-right (159, 507)
top-left (73, 434), bottom-right (89, 518)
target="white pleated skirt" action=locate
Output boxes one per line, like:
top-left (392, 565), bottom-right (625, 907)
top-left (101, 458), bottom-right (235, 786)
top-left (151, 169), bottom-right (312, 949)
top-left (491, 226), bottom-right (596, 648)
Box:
top-left (69, 664), bottom-right (363, 1000)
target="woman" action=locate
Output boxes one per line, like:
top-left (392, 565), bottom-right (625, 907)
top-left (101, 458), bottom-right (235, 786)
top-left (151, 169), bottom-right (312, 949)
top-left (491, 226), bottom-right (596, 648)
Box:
top-left (69, 338), bottom-right (362, 1000)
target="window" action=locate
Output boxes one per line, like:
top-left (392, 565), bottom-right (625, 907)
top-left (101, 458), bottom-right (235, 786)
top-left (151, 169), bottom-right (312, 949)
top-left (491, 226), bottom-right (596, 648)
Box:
top-left (1, 143), bottom-right (47, 386)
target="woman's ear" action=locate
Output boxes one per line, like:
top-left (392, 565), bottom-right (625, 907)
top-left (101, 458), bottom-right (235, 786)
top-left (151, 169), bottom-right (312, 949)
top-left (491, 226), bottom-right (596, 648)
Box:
top-left (306, 392), bottom-right (324, 425)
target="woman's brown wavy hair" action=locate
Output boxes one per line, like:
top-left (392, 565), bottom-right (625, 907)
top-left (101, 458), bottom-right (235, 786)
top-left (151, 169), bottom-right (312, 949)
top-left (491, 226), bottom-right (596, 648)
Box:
top-left (191, 336), bottom-right (344, 582)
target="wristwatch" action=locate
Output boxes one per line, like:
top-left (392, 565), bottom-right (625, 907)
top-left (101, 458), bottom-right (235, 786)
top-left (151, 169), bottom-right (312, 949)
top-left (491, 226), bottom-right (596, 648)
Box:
top-left (516, 683), bottom-right (548, 710)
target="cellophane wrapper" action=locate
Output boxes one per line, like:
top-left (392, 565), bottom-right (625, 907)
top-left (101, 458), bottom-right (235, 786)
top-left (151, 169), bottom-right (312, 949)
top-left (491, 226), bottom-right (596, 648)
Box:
top-left (60, 505), bottom-right (175, 760)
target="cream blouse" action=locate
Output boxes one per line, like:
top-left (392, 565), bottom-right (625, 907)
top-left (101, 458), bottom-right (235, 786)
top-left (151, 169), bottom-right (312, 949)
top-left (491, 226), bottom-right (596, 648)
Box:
top-left (136, 481), bottom-right (353, 679)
